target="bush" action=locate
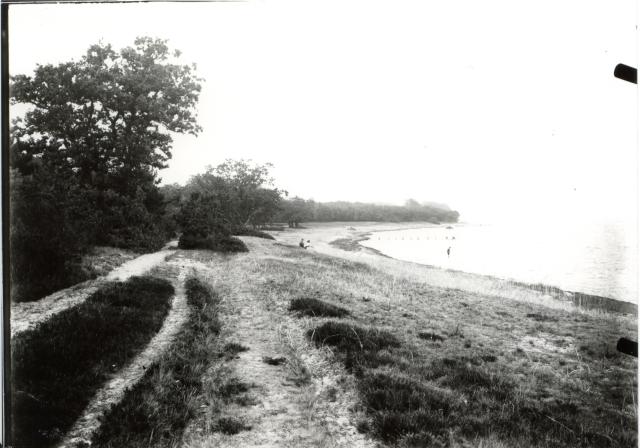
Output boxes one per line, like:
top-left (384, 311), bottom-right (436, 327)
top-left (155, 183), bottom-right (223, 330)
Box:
top-left (233, 227), bottom-right (275, 240)
top-left (215, 236), bottom-right (249, 253)
top-left (179, 233), bottom-right (248, 253)
top-left (10, 167), bottom-right (170, 302)
top-left (10, 169), bottom-right (95, 302)
top-left (289, 297), bottom-right (350, 318)
top-left (308, 321), bottom-right (400, 352)
top-left (178, 233), bottom-right (217, 250)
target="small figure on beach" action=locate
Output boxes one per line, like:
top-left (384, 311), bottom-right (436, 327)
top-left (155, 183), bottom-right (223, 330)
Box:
top-left (447, 246), bottom-right (451, 258)
top-left (299, 238), bottom-right (306, 249)
top-left (305, 239), bottom-right (312, 249)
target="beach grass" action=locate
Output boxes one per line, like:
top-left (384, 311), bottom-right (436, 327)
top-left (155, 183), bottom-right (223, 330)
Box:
top-left (11, 276), bottom-right (174, 448)
top-left (241, 239), bottom-right (637, 447)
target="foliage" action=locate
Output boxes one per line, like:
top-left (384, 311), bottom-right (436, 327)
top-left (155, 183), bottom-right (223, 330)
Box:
top-left (11, 276), bottom-right (174, 448)
top-left (10, 168), bottom-right (96, 302)
top-left (9, 37), bottom-right (201, 300)
top-left (176, 192), bottom-right (231, 240)
top-left (233, 227), bottom-right (275, 240)
top-left (184, 159), bottom-right (284, 229)
top-left (10, 37), bottom-right (201, 194)
top-left (178, 233), bottom-right (217, 250)
top-left (175, 192), bottom-right (248, 252)
top-left (276, 198), bottom-right (460, 227)
top-left (215, 236), bottom-right (249, 253)
top-left (308, 321), bottom-right (400, 352)
top-left (278, 196), bottom-right (312, 228)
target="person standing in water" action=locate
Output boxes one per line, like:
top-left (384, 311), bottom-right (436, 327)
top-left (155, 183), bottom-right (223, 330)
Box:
top-left (447, 246), bottom-right (451, 258)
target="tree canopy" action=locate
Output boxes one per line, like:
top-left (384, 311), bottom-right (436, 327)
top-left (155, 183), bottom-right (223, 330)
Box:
top-left (184, 159), bottom-right (285, 229)
top-left (10, 37), bottom-right (202, 301)
top-left (10, 37), bottom-right (202, 195)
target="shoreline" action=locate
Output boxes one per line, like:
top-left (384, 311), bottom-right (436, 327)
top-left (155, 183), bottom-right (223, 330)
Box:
top-left (270, 221), bottom-right (636, 316)
top-left (350, 229), bottom-right (637, 316)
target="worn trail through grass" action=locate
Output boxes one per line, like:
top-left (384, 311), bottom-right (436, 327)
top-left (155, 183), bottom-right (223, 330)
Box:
top-left (182, 243), bottom-right (374, 448)
top-left (11, 243), bottom-right (177, 337)
top-left (58, 254), bottom-right (202, 448)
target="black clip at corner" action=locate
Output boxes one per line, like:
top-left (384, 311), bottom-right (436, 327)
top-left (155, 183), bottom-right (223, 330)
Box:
top-left (614, 64), bottom-right (637, 84)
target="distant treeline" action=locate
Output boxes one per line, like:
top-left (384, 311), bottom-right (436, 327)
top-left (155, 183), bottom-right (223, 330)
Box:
top-left (274, 198), bottom-right (459, 227)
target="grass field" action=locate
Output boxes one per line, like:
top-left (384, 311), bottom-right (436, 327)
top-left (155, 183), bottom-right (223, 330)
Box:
top-left (243, 239), bottom-right (637, 447)
top-left (11, 233), bottom-right (636, 447)
top-left (11, 276), bottom-right (174, 448)
top-left (91, 276), bottom-right (250, 447)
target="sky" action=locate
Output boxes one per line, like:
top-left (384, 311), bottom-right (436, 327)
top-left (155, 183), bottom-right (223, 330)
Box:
top-left (8, 0), bottom-right (639, 224)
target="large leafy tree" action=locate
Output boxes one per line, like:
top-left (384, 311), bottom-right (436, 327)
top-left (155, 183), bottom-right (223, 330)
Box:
top-left (9, 37), bottom-right (202, 301)
top-left (10, 37), bottom-right (202, 195)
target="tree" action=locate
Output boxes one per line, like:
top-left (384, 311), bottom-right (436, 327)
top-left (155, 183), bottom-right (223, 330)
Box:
top-left (185, 159), bottom-right (284, 229)
top-left (175, 192), bottom-right (248, 252)
top-left (10, 37), bottom-right (202, 195)
top-left (10, 37), bottom-right (202, 248)
top-left (279, 197), bottom-right (313, 228)
top-left (9, 37), bottom-right (202, 300)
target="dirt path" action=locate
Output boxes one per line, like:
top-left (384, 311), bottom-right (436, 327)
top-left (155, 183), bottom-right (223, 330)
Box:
top-left (11, 243), bottom-right (177, 338)
top-left (58, 254), bottom-right (202, 448)
top-left (182, 241), bottom-right (374, 448)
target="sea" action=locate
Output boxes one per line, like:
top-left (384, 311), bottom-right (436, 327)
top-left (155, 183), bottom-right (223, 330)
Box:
top-left (360, 220), bottom-right (638, 303)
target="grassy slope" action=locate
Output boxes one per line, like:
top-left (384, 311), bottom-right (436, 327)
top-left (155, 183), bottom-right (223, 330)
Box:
top-left (237, 239), bottom-right (637, 447)
top-left (91, 277), bottom-right (251, 447)
top-left (11, 276), bottom-right (174, 448)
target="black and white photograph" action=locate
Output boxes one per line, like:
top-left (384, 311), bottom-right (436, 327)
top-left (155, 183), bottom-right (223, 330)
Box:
top-left (3, 1), bottom-right (638, 447)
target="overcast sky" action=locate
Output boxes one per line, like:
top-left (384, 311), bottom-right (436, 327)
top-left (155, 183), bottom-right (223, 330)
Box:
top-left (8, 0), bottom-right (638, 223)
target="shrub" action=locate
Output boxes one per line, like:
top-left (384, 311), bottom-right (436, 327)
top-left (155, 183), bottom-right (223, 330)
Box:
top-left (215, 236), bottom-right (249, 253)
top-left (178, 233), bottom-right (217, 250)
top-left (308, 321), bottom-right (400, 352)
top-left (289, 297), bottom-right (350, 318)
top-left (10, 169), bottom-right (95, 302)
top-left (233, 227), bottom-right (275, 240)
top-left (178, 233), bottom-right (249, 253)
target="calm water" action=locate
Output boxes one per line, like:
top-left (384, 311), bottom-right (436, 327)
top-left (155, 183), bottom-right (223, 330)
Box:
top-left (361, 220), bottom-right (638, 303)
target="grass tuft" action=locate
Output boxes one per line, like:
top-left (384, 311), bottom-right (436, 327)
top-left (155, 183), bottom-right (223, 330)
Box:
top-left (214, 417), bottom-right (252, 435)
top-left (289, 297), bottom-right (350, 318)
top-left (526, 313), bottom-right (558, 322)
top-left (308, 321), bottom-right (400, 352)
top-left (418, 331), bottom-right (445, 342)
top-left (219, 378), bottom-right (251, 398)
top-left (263, 356), bottom-right (287, 366)
top-left (222, 342), bottom-right (249, 359)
